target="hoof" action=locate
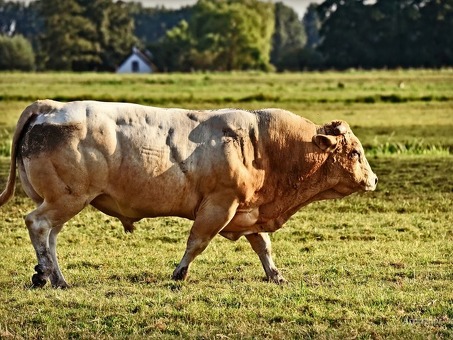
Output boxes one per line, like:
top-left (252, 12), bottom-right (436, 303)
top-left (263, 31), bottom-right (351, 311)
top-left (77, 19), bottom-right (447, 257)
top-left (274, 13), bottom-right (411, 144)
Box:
top-left (50, 273), bottom-right (70, 289)
top-left (31, 274), bottom-right (47, 288)
top-left (272, 276), bottom-right (288, 285)
top-left (51, 280), bottom-right (70, 289)
top-left (53, 283), bottom-right (70, 289)
top-left (267, 271), bottom-right (287, 284)
top-left (34, 264), bottom-right (44, 274)
top-left (172, 266), bottom-right (188, 281)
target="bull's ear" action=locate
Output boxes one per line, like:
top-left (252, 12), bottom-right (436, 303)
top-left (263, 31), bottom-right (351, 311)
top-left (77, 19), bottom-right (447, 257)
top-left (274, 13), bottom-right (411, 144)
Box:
top-left (313, 134), bottom-right (338, 152)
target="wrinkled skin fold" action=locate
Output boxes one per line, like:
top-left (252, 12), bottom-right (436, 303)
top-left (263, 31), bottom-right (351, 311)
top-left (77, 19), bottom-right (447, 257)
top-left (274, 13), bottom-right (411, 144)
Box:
top-left (0, 100), bottom-right (377, 287)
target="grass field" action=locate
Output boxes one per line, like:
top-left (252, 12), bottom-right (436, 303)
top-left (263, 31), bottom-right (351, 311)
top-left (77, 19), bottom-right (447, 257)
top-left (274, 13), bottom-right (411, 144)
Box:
top-left (0, 70), bottom-right (452, 338)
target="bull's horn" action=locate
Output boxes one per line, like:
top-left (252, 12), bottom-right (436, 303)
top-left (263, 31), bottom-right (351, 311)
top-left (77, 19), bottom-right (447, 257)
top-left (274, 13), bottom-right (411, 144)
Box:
top-left (333, 124), bottom-right (347, 136)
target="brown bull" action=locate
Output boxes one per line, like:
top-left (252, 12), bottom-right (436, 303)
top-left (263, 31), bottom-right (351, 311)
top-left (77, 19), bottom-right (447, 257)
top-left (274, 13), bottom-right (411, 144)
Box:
top-left (0, 100), bottom-right (377, 288)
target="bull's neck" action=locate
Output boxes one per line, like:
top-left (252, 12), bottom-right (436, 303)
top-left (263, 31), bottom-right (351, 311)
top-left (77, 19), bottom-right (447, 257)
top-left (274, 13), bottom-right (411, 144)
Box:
top-left (272, 153), bottom-right (331, 204)
top-left (259, 117), bottom-right (335, 221)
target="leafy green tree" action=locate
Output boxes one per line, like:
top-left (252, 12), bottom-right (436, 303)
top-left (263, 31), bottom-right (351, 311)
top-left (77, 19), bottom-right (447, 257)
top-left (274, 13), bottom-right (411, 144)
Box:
top-left (82, 0), bottom-right (137, 71)
top-left (38, 0), bottom-right (99, 70)
top-left (192, 0), bottom-right (275, 70)
top-left (156, 0), bottom-right (274, 71)
top-left (151, 20), bottom-right (195, 72)
top-left (271, 2), bottom-right (306, 71)
top-left (38, 0), bottom-right (136, 71)
top-left (132, 4), bottom-right (193, 46)
top-left (0, 34), bottom-right (35, 70)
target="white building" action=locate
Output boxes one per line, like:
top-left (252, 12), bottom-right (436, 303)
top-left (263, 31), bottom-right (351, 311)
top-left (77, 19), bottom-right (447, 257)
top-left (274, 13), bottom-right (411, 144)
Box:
top-left (117, 47), bottom-right (155, 74)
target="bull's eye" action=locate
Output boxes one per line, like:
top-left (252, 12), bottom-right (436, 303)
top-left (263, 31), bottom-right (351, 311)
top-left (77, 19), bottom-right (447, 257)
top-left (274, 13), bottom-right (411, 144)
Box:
top-left (351, 149), bottom-right (361, 161)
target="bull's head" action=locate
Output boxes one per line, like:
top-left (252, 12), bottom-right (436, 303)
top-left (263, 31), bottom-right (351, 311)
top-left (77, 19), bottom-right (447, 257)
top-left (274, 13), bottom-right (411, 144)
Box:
top-left (313, 120), bottom-right (378, 195)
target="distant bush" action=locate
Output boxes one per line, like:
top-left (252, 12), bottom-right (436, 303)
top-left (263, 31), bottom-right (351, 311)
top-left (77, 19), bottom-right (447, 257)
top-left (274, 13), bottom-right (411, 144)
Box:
top-left (0, 34), bottom-right (35, 71)
top-left (366, 140), bottom-right (451, 157)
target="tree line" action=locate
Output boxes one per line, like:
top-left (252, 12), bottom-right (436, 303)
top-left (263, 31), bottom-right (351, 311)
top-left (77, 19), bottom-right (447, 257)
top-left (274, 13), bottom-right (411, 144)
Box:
top-left (0, 0), bottom-right (452, 72)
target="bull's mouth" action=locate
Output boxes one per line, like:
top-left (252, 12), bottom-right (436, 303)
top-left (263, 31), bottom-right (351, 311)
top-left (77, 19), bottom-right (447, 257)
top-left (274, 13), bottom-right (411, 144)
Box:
top-left (362, 177), bottom-right (378, 192)
top-left (363, 185), bottom-right (377, 192)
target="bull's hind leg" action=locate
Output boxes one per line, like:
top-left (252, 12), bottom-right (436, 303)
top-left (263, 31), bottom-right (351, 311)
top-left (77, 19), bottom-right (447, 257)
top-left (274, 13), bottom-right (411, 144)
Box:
top-left (48, 224), bottom-right (68, 288)
top-left (172, 193), bottom-right (239, 281)
top-left (25, 209), bottom-right (52, 288)
top-left (245, 233), bottom-right (286, 284)
top-left (26, 198), bottom-right (86, 288)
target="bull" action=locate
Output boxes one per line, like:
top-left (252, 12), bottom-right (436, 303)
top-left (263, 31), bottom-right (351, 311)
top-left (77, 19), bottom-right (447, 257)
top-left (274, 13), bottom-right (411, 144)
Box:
top-left (0, 100), bottom-right (377, 288)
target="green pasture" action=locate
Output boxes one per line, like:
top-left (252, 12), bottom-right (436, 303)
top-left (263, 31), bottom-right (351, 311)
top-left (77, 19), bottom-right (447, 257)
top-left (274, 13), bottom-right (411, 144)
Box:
top-left (0, 70), bottom-right (452, 338)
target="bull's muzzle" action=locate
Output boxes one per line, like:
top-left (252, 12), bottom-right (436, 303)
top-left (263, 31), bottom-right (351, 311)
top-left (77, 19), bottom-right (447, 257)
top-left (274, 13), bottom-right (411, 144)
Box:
top-left (364, 173), bottom-right (378, 191)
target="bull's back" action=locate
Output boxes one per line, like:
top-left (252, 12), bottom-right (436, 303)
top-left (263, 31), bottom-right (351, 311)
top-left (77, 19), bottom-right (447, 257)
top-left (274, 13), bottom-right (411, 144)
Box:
top-left (97, 103), bottom-right (264, 217)
top-left (20, 101), bottom-right (264, 219)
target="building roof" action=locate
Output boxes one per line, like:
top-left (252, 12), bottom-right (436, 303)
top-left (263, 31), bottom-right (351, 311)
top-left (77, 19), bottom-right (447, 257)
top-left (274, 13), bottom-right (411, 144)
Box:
top-left (117, 47), bottom-right (157, 72)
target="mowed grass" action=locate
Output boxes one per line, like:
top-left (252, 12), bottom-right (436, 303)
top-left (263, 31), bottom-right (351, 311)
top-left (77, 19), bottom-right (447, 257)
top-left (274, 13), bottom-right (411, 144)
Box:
top-left (0, 70), bottom-right (452, 338)
top-left (0, 70), bottom-right (452, 153)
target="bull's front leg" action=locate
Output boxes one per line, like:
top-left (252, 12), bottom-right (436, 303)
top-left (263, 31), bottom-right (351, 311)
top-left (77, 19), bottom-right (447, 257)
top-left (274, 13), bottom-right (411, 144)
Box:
top-left (245, 233), bottom-right (287, 284)
top-left (172, 193), bottom-right (239, 281)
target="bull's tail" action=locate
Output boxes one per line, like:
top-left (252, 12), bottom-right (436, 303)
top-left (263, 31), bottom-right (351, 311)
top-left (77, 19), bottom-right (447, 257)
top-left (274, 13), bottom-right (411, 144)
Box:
top-left (0, 100), bottom-right (56, 206)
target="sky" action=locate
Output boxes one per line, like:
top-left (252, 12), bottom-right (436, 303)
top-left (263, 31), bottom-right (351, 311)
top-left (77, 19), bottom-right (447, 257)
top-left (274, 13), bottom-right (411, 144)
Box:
top-left (17, 0), bottom-right (323, 18)
top-left (126, 0), bottom-right (322, 18)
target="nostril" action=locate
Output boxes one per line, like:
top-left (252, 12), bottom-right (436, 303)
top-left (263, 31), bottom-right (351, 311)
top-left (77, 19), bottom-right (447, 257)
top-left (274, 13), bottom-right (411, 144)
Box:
top-left (375, 177), bottom-right (378, 185)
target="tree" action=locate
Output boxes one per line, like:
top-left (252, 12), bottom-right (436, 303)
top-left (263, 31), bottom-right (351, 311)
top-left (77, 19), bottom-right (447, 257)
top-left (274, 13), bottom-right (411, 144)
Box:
top-left (317, 0), bottom-right (375, 69)
top-left (294, 2), bottom-right (323, 70)
top-left (362, 0), bottom-right (425, 68)
top-left (316, 0), bottom-right (453, 69)
top-left (0, 34), bottom-right (35, 70)
top-left (82, 0), bottom-right (137, 71)
top-left (38, 0), bottom-right (99, 70)
top-left (0, 0), bottom-right (42, 67)
top-left (271, 2), bottom-right (306, 71)
top-left (191, 0), bottom-right (275, 71)
top-left (417, 0), bottom-right (453, 67)
top-left (132, 4), bottom-right (193, 46)
top-left (0, 1), bottom-right (42, 40)
top-left (38, 0), bottom-right (136, 71)
top-left (303, 3), bottom-right (321, 49)
top-left (151, 19), bottom-right (195, 72)
top-left (155, 0), bottom-right (275, 71)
